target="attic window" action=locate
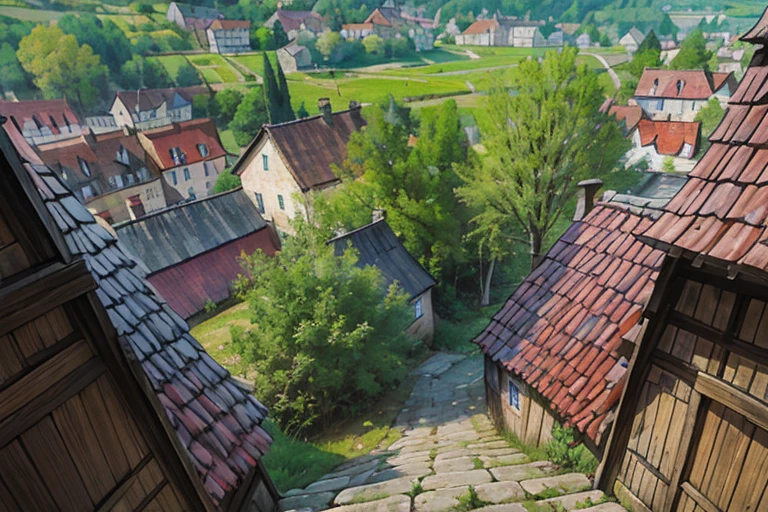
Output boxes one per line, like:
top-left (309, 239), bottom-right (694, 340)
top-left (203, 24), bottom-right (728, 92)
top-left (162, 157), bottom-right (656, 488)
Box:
top-left (197, 143), bottom-right (209, 157)
top-left (117, 144), bottom-right (130, 165)
top-left (650, 78), bottom-right (659, 95)
top-left (677, 80), bottom-right (685, 95)
top-left (78, 157), bottom-right (91, 177)
top-left (170, 147), bottom-right (186, 165)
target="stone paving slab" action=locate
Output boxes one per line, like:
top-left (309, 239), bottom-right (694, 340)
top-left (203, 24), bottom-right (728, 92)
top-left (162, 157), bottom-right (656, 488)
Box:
top-left (279, 491), bottom-right (335, 511)
top-left (466, 440), bottom-right (509, 450)
top-left (434, 448), bottom-right (473, 461)
top-left (541, 490), bottom-right (606, 510)
top-left (473, 504), bottom-right (527, 512)
top-left (303, 476), bottom-right (351, 494)
top-left (386, 451), bottom-right (432, 466)
top-left (333, 476), bottom-right (416, 506)
top-left (322, 459), bottom-right (382, 480)
top-left (412, 353), bottom-right (465, 376)
top-left (330, 495), bottom-right (412, 512)
top-left (348, 469), bottom-right (377, 487)
top-left (432, 455), bottom-right (476, 473)
top-left (475, 447), bottom-right (524, 457)
top-left (480, 452), bottom-right (529, 467)
top-left (474, 481), bottom-right (526, 503)
top-left (579, 504), bottom-right (627, 512)
top-left (520, 473), bottom-right (592, 496)
top-left (421, 469), bottom-right (492, 491)
top-left (489, 461), bottom-right (557, 482)
top-left (414, 486), bottom-right (470, 511)
top-left (367, 462), bottom-right (433, 484)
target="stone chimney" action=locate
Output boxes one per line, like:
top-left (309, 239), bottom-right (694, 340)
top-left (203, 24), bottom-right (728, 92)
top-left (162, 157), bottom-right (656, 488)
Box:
top-left (573, 179), bottom-right (603, 222)
top-left (372, 208), bottom-right (386, 223)
top-left (318, 98), bottom-right (333, 125)
top-left (349, 100), bottom-right (361, 110)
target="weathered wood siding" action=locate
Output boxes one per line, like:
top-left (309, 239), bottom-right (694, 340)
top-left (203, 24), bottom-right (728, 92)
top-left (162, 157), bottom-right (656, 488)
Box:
top-left (406, 288), bottom-right (435, 345)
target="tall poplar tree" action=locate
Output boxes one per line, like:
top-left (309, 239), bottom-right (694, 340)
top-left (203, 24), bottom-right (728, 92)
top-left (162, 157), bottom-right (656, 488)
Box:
top-left (262, 52), bottom-right (281, 124)
top-left (276, 58), bottom-right (295, 123)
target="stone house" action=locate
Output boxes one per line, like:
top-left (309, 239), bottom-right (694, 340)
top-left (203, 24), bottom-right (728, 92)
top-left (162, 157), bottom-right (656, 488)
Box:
top-left (207, 19), bottom-right (251, 54)
top-left (277, 44), bottom-right (313, 73)
top-left (265, 9), bottom-right (325, 40)
top-left (0, 99), bottom-right (82, 147)
top-left (233, 99), bottom-right (366, 234)
top-left (353, 2), bottom-right (436, 51)
top-left (110, 86), bottom-right (209, 131)
top-left (340, 23), bottom-right (375, 40)
top-left (138, 118), bottom-right (228, 201)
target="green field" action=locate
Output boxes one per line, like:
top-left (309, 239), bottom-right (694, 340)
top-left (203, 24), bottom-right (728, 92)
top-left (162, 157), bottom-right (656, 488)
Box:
top-left (152, 55), bottom-right (189, 81)
top-left (188, 53), bottom-right (241, 83)
top-left (230, 52), bottom-right (280, 77)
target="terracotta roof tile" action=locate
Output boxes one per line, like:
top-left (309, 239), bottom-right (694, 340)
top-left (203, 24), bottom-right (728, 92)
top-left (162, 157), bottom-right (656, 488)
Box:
top-left (637, 120), bottom-right (700, 157)
top-left (140, 118), bottom-right (226, 171)
top-left (635, 69), bottom-right (736, 100)
top-left (463, 19), bottom-right (500, 35)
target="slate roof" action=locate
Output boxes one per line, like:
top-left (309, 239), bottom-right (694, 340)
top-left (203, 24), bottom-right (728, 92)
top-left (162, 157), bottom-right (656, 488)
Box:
top-left (638, 14), bottom-right (768, 279)
top-left (637, 119), bottom-right (700, 157)
top-left (634, 69), bottom-right (735, 100)
top-left (233, 106), bottom-right (366, 192)
top-left (140, 118), bottom-right (227, 171)
top-left (114, 86), bottom-right (209, 114)
top-left (115, 188), bottom-right (270, 274)
top-left (463, 19), bottom-right (500, 35)
top-left (2, 120), bottom-right (272, 506)
top-left (0, 98), bottom-right (80, 134)
top-left (474, 194), bottom-right (674, 444)
top-left (329, 219), bottom-right (436, 299)
top-left (622, 26), bottom-right (645, 44)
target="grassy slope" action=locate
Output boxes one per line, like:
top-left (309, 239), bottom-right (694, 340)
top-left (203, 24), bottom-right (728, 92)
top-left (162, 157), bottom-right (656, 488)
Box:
top-left (153, 54), bottom-right (189, 80)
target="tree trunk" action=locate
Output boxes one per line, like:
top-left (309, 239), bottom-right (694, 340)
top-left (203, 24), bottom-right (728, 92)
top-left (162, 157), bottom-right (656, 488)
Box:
top-left (530, 232), bottom-right (543, 271)
top-left (481, 257), bottom-right (496, 307)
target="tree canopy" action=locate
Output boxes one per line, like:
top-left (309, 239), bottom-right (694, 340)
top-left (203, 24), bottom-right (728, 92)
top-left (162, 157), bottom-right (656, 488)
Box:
top-left (627, 30), bottom-right (661, 78)
top-left (669, 29), bottom-right (712, 70)
top-left (230, 87), bottom-right (268, 147)
top-left (211, 171), bottom-right (242, 194)
top-left (58, 14), bottom-right (132, 74)
top-left (175, 62), bottom-right (202, 86)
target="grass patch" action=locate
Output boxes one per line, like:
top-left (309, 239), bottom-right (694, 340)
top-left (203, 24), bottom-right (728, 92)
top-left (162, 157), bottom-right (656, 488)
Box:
top-left (500, 430), bottom-right (550, 463)
top-left (189, 302), bottom-right (252, 375)
top-left (153, 55), bottom-right (189, 81)
top-left (406, 481), bottom-right (425, 499)
top-left (219, 129), bottom-right (240, 154)
top-left (531, 487), bottom-right (564, 500)
top-left (230, 52), bottom-right (279, 77)
top-left (434, 304), bottom-right (501, 354)
top-left (456, 486), bottom-right (490, 511)
top-left (472, 457), bottom-right (484, 470)
top-left (522, 499), bottom-right (559, 512)
top-left (429, 448), bottom-right (438, 460)
top-left (200, 67), bottom-right (223, 84)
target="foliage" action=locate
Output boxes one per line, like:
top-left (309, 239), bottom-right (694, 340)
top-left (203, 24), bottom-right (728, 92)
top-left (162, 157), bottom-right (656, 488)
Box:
top-left (545, 424), bottom-right (598, 475)
top-left (456, 487), bottom-right (489, 511)
top-left (204, 298), bottom-right (218, 313)
top-left (119, 56), bottom-right (173, 90)
top-left (58, 14), bottom-right (132, 74)
top-left (175, 62), bottom-right (202, 86)
top-left (232, 218), bottom-right (413, 434)
top-left (297, 101), bottom-right (310, 119)
top-left (316, 31), bottom-right (343, 61)
top-left (131, 2), bottom-right (154, 14)
top-left (626, 30), bottom-right (661, 78)
top-left (0, 15), bottom-right (34, 50)
top-left (251, 27), bottom-right (275, 51)
top-left (695, 97), bottom-right (725, 137)
top-left (456, 47), bottom-right (629, 272)
top-left (363, 34), bottom-right (386, 55)
top-left (212, 172), bottom-right (242, 194)
top-left (662, 156), bottom-right (676, 173)
top-left (276, 57), bottom-right (296, 122)
top-left (17, 25), bottom-right (109, 114)
top-left (0, 42), bottom-right (31, 94)
top-left (669, 29), bottom-right (712, 70)
top-left (658, 13), bottom-right (679, 39)
top-left (262, 53), bottom-right (295, 124)
top-left (272, 20), bottom-right (290, 49)
top-left (214, 88), bottom-right (244, 126)
top-left (230, 87), bottom-right (268, 147)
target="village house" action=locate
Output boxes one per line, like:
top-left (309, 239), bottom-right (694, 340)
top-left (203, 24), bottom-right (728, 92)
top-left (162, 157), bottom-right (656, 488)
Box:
top-left (633, 68), bottom-right (737, 122)
top-left (277, 44), bottom-right (313, 73)
top-left (620, 27), bottom-right (646, 54)
top-left (138, 118), bottom-right (228, 201)
top-left (345, 0), bottom-right (436, 52)
top-left (576, 32), bottom-right (592, 48)
top-left (604, 102), bottom-right (646, 135)
top-left (0, 115), bottom-right (279, 510)
top-left (233, 99), bottom-right (366, 234)
top-left (474, 176), bottom-right (682, 453)
top-left (116, 188), bottom-right (280, 319)
top-left (207, 19), bottom-right (251, 54)
top-left (110, 86), bottom-right (209, 131)
top-left (0, 99), bottom-right (82, 147)
top-left (631, 119), bottom-right (701, 172)
top-left (341, 22), bottom-right (376, 40)
top-left (265, 9), bottom-right (325, 40)
top-left (166, 1), bottom-right (223, 30)
top-left (597, 13), bottom-right (768, 511)
top-left (456, 14), bottom-right (562, 47)
top-left (330, 216), bottom-right (437, 344)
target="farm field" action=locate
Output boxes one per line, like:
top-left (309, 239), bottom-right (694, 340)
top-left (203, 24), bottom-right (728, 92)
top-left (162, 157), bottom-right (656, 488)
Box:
top-left (187, 53), bottom-right (242, 83)
top-left (229, 52), bottom-right (281, 77)
top-left (152, 54), bottom-right (189, 80)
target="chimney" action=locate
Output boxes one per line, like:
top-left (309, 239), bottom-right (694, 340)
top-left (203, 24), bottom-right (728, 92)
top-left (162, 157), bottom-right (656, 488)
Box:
top-left (372, 208), bottom-right (386, 223)
top-left (349, 100), bottom-right (361, 110)
top-left (573, 179), bottom-right (603, 222)
top-left (125, 194), bottom-right (146, 220)
top-left (318, 98), bottom-right (333, 125)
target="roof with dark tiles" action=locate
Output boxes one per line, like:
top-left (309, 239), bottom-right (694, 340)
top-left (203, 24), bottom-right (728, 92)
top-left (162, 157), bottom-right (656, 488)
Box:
top-left (474, 196), bottom-right (671, 445)
top-left (638, 12), bottom-right (768, 279)
top-left (2, 120), bottom-right (272, 507)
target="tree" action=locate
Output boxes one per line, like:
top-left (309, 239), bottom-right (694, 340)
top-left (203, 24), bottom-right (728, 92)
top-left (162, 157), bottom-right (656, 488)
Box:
top-left (262, 52), bottom-right (281, 124)
top-left (212, 171), bottom-right (242, 194)
top-left (695, 97), bottom-right (725, 137)
top-left (363, 34), bottom-right (386, 55)
top-left (131, 2), bottom-right (154, 14)
top-left (659, 13), bottom-right (679, 39)
top-left (456, 47), bottom-right (629, 280)
top-left (670, 29), bottom-right (712, 70)
top-left (118, 56), bottom-right (143, 89)
top-left (58, 14), bottom-right (132, 74)
top-left (175, 62), bottom-right (202, 86)
top-left (275, 58), bottom-right (295, 123)
top-left (252, 27), bottom-right (275, 51)
top-left (143, 58), bottom-right (173, 89)
top-left (272, 20), bottom-right (289, 49)
top-left (0, 42), bottom-right (30, 94)
top-left (17, 25), bottom-right (108, 114)
top-left (214, 88), bottom-right (244, 126)
top-left (316, 31), bottom-right (343, 61)
top-left (297, 101), bottom-right (310, 118)
top-left (232, 217), bottom-right (412, 434)
top-left (230, 87), bottom-right (268, 147)
top-left (627, 30), bottom-right (661, 78)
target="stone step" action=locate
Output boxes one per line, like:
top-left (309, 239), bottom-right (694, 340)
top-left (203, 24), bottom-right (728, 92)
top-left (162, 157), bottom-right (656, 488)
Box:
top-left (520, 473), bottom-right (593, 497)
top-left (479, 452), bottom-right (529, 468)
top-left (278, 491), bottom-right (335, 511)
top-left (474, 481), bottom-right (526, 504)
top-left (489, 461), bottom-right (557, 482)
top-left (421, 469), bottom-right (492, 491)
top-left (333, 476), bottom-right (416, 506)
top-left (432, 455), bottom-right (477, 473)
top-left (367, 462), bottom-right (433, 484)
top-left (322, 459), bottom-right (382, 480)
top-left (329, 495), bottom-right (412, 512)
top-left (579, 504), bottom-right (627, 512)
top-left (541, 490), bottom-right (606, 510)
top-left (303, 476), bottom-right (351, 494)
top-left (413, 486), bottom-right (470, 512)
top-left (473, 505), bottom-right (527, 512)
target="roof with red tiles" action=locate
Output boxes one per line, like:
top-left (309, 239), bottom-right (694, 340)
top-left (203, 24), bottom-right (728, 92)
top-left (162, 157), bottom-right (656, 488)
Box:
top-left (139, 118), bottom-right (227, 171)
top-left (0, 98), bottom-right (80, 134)
top-left (608, 105), bottom-right (645, 133)
top-left (474, 202), bottom-right (667, 445)
top-left (233, 106), bottom-right (366, 192)
top-left (2, 120), bottom-right (272, 506)
top-left (208, 19), bottom-right (250, 30)
top-left (637, 119), bottom-right (700, 157)
top-left (366, 8), bottom-right (394, 27)
top-left (634, 69), bottom-right (736, 100)
top-left (463, 19), bottom-right (500, 35)
top-left (638, 14), bottom-right (768, 278)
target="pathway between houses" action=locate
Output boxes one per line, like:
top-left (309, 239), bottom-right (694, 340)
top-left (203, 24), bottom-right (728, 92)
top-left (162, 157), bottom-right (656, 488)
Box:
top-left (582, 53), bottom-right (621, 90)
top-left (279, 353), bottom-right (626, 512)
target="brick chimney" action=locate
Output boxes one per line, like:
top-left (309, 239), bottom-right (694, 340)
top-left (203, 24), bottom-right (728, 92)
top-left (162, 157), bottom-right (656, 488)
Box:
top-left (573, 179), bottom-right (603, 222)
top-left (318, 98), bottom-right (333, 125)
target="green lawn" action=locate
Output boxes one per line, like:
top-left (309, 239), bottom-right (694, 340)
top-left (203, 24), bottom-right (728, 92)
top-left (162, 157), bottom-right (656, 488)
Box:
top-left (187, 53), bottom-right (241, 83)
top-left (219, 129), bottom-right (240, 154)
top-left (0, 6), bottom-right (67, 20)
top-left (230, 52), bottom-right (280, 77)
top-left (200, 68), bottom-right (223, 84)
top-left (153, 55), bottom-right (189, 81)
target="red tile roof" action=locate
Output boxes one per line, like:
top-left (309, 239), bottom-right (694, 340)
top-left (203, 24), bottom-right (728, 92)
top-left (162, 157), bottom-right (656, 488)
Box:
top-left (474, 203), bottom-right (665, 444)
top-left (0, 98), bottom-right (80, 134)
top-left (639, 20), bottom-right (768, 277)
top-left (366, 8), bottom-right (394, 27)
top-left (463, 19), bottom-right (500, 35)
top-left (637, 119), bottom-right (700, 157)
top-left (343, 23), bottom-right (374, 31)
top-left (635, 69), bottom-right (735, 100)
top-left (140, 118), bottom-right (227, 171)
top-left (208, 19), bottom-right (250, 30)
top-left (608, 105), bottom-right (645, 133)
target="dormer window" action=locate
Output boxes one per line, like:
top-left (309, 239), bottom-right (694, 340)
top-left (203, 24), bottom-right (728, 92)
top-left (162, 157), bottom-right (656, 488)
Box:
top-left (677, 80), bottom-right (685, 96)
top-left (650, 78), bottom-right (659, 96)
top-left (78, 157), bottom-right (91, 177)
top-left (197, 144), bottom-right (209, 157)
top-left (169, 147), bottom-right (186, 165)
top-left (116, 144), bottom-right (130, 165)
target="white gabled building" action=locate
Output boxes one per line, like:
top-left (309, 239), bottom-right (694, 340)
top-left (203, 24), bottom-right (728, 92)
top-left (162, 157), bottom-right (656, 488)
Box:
top-left (109, 86), bottom-right (209, 131)
top-left (206, 19), bottom-right (251, 54)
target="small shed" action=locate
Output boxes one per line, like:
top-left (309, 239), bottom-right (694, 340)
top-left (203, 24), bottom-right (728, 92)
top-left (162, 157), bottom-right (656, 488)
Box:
top-left (277, 44), bottom-right (312, 73)
top-left (330, 218), bottom-right (437, 344)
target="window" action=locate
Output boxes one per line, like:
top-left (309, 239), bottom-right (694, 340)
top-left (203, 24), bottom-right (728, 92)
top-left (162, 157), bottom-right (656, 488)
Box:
top-left (171, 170), bottom-right (178, 185)
top-left (414, 297), bottom-right (423, 319)
top-left (681, 142), bottom-right (694, 159)
top-left (676, 79), bottom-right (685, 96)
top-left (197, 144), bottom-right (209, 157)
top-left (508, 379), bottom-right (520, 411)
top-left (188, 187), bottom-right (196, 200)
top-left (263, 154), bottom-right (269, 171)
top-left (78, 157), bottom-right (91, 177)
top-left (81, 185), bottom-right (93, 200)
top-left (255, 193), bottom-right (265, 213)
top-left (277, 194), bottom-right (285, 210)
top-left (206, 181), bottom-right (211, 189)
top-left (183, 168), bottom-right (191, 181)
top-left (170, 147), bottom-right (186, 165)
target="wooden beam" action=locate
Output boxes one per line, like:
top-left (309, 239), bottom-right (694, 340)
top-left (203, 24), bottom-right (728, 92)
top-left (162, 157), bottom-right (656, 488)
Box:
top-left (680, 482), bottom-right (721, 512)
top-left (694, 372), bottom-right (768, 433)
top-left (94, 454), bottom-right (152, 512)
top-left (664, 390), bottom-right (702, 512)
top-left (0, 260), bottom-right (94, 337)
top-left (652, 349), bottom-right (697, 384)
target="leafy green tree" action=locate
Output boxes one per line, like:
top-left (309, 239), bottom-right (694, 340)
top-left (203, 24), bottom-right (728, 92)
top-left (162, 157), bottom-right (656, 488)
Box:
top-left (272, 20), bottom-right (289, 49)
top-left (363, 34), bottom-right (386, 55)
top-left (133, 34), bottom-right (157, 55)
top-left (17, 25), bottom-right (108, 114)
top-left (599, 33), bottom-right (611, 48)
top-left (233, 217), bottom-right (412, 434)
top-left (175, 62), bottom-right (202, 86)
top-left (0, 43), bottom-right (31, 94)
top-left (131, 2), bottom-right (154, 14)
top-left (230, 87), bottom-right (268, 146)
top-left (627, 30), bottom-right (661, 78)
top-left (118, 56), bottom-right (143, 89)
top-left (456, 47), bottom-right (629, 277)
top-left (262, 52), bottom-right (281, 124)
top-left (316, 31), bottom-right (343, 61)
top-left (275, 58), bottom-right (295, 123)
top-left (212, 171), bottom-right (242, 194)
top-left (192, 94), bottom-right (211, 118)
top-left (670, 29), bottom-right (712, 70)
top-left (58, 14), bottom-right (132, 74)
top-left (659, 13), bottom-right (679, 39)
top-left (0, 15), bottom-right (34, 49)
top-left (695, 97), bottom-right (725, 137)
top-left (252, 27), bottom-right (275, 51)
top-left (297, 101), bottom-right (310, 118)
top-left (214, 88), bottom-right (244, 126)
top-left (143, 58), bottom-right (173, 89)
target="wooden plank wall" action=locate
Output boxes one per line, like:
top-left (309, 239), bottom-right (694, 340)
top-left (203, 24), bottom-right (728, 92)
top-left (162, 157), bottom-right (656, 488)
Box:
top-left (0, 209), bottom-right (30, 281)
top-left (497, 369), bottom-right (554, 447)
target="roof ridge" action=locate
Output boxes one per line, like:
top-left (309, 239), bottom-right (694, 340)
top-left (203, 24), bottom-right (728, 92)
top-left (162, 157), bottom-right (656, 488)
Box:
top-left (326, 218), bottom-right (387, 243)
top-left (267, 107), bottom-right (359, 130)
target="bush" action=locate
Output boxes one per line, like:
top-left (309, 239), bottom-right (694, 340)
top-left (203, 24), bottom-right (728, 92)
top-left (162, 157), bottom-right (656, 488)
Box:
top-left (131, 2), bottom-right (154, 13)
top-left (545, 424), bottom-right (598, 475)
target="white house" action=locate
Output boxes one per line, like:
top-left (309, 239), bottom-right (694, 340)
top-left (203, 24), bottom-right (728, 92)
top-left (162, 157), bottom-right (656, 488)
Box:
top-left (620, 27), bottom-right (646, 54)
top-left (110, 86), bottom-right (209, 131)
top-left (206, 19), bottom-right (251, 54)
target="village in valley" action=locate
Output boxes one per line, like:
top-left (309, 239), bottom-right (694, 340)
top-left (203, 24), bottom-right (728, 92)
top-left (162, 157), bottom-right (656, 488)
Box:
top-left (3, 0), bottom-right (768, 510)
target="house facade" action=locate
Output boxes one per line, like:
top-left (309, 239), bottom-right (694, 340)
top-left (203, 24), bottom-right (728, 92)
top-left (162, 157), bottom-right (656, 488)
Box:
top-left (234, 100), bottom-right (366, 234)
top-left (0, 113), bottom-right (278, 511)
top-left (110, 86), bottom-right (209, 131)
top-left (634, 68), bottom-right (736, 121)
top-left (456, 16), bottom-right (561, 47)
top-left (265, 9), bottom-right (325, 40)
top-left (341, 23), bottom-right (376, 40)
top-left (620, 27), bottom-right (645, 53)
top-left (330, 217), bottom-right (437, 344)
top-left (138, 118), bottom-right (227, 201)
top-left (166, 1), bottom-right (223, 30)
top-left (116, 188), bottom-right (280, 318)
top-left (207, 19), bottom-right (251, 54)
top-left (598, 13), bottom-right (768, 511)
top-left (0, 99), bottom-right (82, 147)
top-left (355, 3), bottom-right (436, 51)
top-left (277, 44), bottom-right (313, 73)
